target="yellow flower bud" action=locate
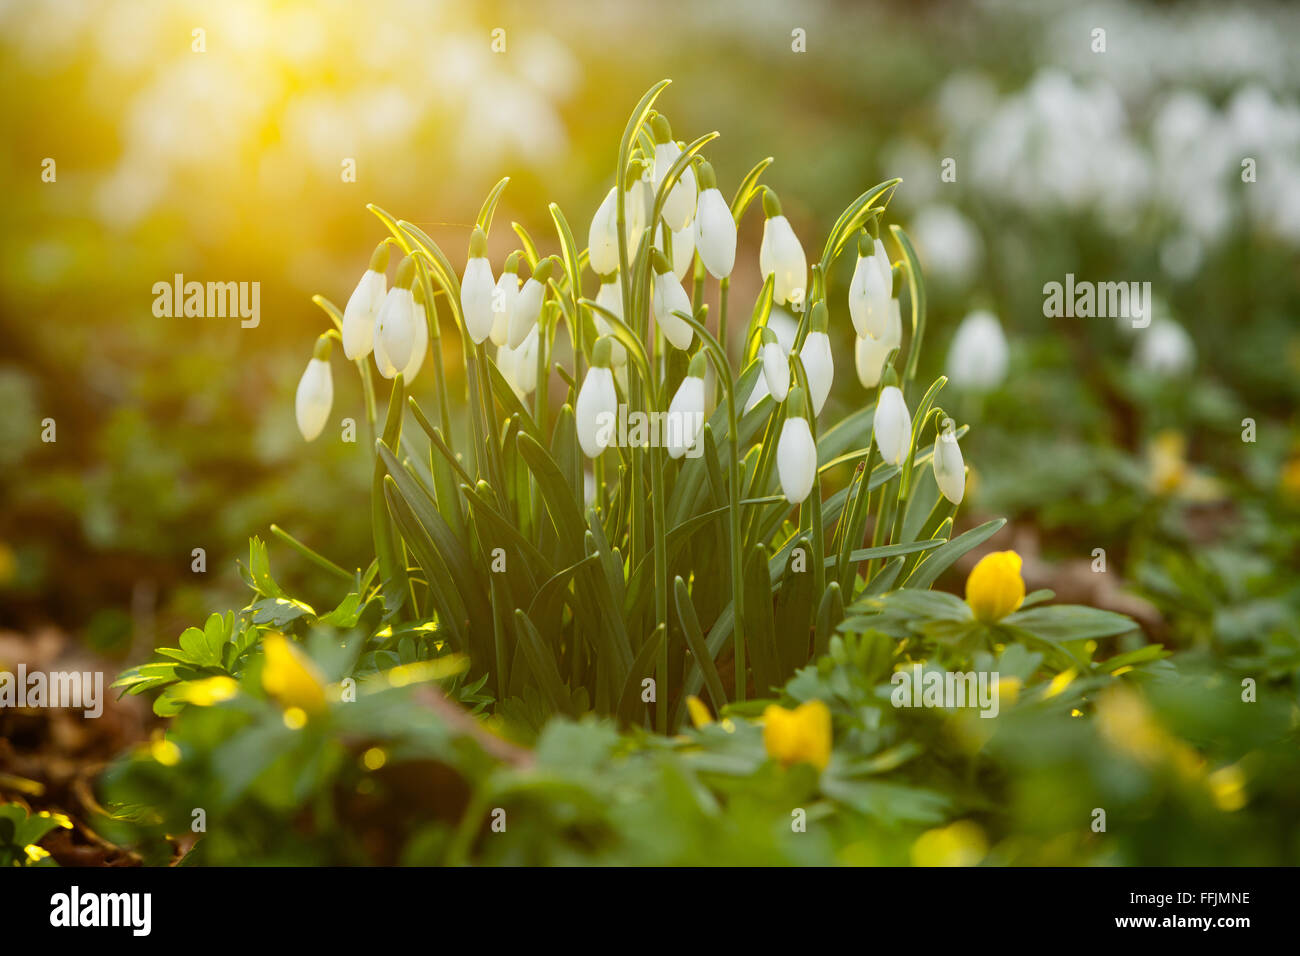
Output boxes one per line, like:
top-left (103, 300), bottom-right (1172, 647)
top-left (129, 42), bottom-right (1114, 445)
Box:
top-left (965, 550), bottom-right (1025, 623)
top-left (762, 700), bottom-right (832, 771)
top-left (686, 695), bottom-right (713, 729)
top-left (261, 633), bottom-right (327, 718)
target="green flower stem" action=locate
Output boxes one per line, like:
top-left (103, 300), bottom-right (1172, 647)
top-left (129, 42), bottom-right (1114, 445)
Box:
top-left (269, 524), bottom-right (353, 582)
top-left (890, 226), bottom-right (926, 389)
top-left (718, 278), bottom-right (731, 360)
top-left (674, 310), bottom-right (747, 702)
top-left (890, 394), bottom-right (946, 545)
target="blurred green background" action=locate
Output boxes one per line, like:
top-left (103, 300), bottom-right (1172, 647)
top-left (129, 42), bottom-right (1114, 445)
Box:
top-left (2, 0), bottom-right (1298, 674)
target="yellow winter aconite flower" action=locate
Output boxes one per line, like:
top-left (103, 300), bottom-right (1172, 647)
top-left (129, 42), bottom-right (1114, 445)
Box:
top-left (177, 675), bottom-right (239, 706)
top-left (686, 695), bottom-right (713, 728)
top-left (24, 844), bottom-right (51, 864)
top-left (763, 700), bottom-right (832, 771)
top-left (911, 820), bottom-right (988, 867)
top-left (965, 551), bottom-right (1025, 623)
top-left (261, 633), bottom-right (327, 718)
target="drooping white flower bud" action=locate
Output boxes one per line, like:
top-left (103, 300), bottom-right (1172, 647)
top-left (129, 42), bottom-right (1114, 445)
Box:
top-left (945, 309), bottom-right (1009, 390)
top-left (593, 274), bottom-right (627, 366)
top-left (514, 325), bottom-right (539, 395)
top-left (590, 168), bottom-right (645, 276)
top-left (342, 242), bottom-right (389, 361)
top-left (800, 302), bottom-right (834, 415)
top-left (667, 350), bottom-right (708, 460)
top-left (402, 283), bottom-right (429, 383)
top-left (776, 386), bottom-right (817, 504)
top-left (651, 115), bottom-right (698, 231)
top-left (575, 338), bottom-right (619, 459)
top-left (849, 232), bottom-right (892, 339)
top-left (693, 161), bottom-right (736, 279)
top-left (296, 337), bottom-right (334, 442)
top-left (509, 257), bottom-right (555, 349)
top-left (489, 251), bottom-right (521, 347)
top-left (932, 423), bottom-right (966, 505)
top-left (652, 249), bottom-right (694, 351)
top-left (854, 296), bottom-right (903, 389)
top-left (758, 189), bottom-right (807, 307)
top-left (375, 256), bottom-right (418, 378)
top-left (760, 327), bottom-right (789, 403)
top-left (873, 383), bottom-right (913, 466)
top-left (460, 227), bottom-right (496, 345)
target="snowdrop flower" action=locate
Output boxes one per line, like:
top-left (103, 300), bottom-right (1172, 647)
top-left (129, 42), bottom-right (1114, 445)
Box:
top-left (651, 115), bottom-right (698, 231)
top-left (295, 336), bottom-right (333, 442)
top-left (760, 327), bottom-right (789, 403)
top-left (766, 303), bottom-right (798, 353)
top-left (498, 325), bottom-right (540, 397)
top-left (776, 386), bottom-right (817, 504)
top-left (693, 161), bottom-right (736, 279)
top-left (848, 231), bottom-right (892, 339)
top-left (1134, 318), bottom-right (1195, 377)
top-left (341, 242), bottom-right (389, 360)
top-left (509, 257), bottom-right (555, 349)
top-left (932, 422), bottom-right (966, 505)
top-left (652, 249), bottom-right (694, 351)
top-left (489, 252), bottom-right (521, 347)
top-left (655, 220), bottom-right (695, 281)
top-left (460, 227), bottom-right (496, 345)
top-left (666, 350), bottom-right (707, 460)
top-left (593, 273), bottom-right (627, 366)
top-left (873, 382), bottom-right (913, 466)
top-left (854, 296), bottom-right (902, 389)
top-left (799, 302), bottom-right (834, 415)
top-left (588, 165), bottom-right (646, 275)
top-left (758, 189), bottom-right (808, 307)
top-left (374, 256), bottom-right (418, 378)
top-left (945, 310), bottom-right (1009, 391)
top-left (575, 338), bottom-right (619, 459)
top-left (401, 283), bottom-right (429, 383)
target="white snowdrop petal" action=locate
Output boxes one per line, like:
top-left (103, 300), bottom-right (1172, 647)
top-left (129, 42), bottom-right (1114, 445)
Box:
top-left (461, 257), bottom-right (496, 344)
top-left (295, 358), bottom-right (333, 441)
top-left (873, 385), bottom-right (913, 465)
top-left (575, 366), bottom-right (618, 458)
top-left (762, 342), bottom-right (790, 402)
top-left (342, 269), bottom-right (385, 360)
top-left (945, 309), bottom-right (1009, 390)
top-left (777, 417), bottom-right (817, 504)
top-left (933, 431), bottom-right (966, 505)
top-left (666, 375), bottom-right (705, 459)
top-left (694, 187), bottom-right (736, 279)
top-left (801, 331), bottom-right (834, 415)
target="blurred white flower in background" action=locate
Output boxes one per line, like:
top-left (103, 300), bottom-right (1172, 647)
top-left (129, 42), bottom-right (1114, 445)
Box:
top-left (910, 204), bottom-right (982, 287)
top-left (945, 310), bottom-right (1009, 391)
top-left (1134, 318), bottom-right (1195, 377)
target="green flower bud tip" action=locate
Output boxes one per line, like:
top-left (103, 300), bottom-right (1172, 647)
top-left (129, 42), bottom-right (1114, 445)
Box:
top-left (651, 248), bottom-right (672, 274)
top-left (810, 300), bottom-right (828, 332)
top-left (651, 114), bottom-right (672, 144)
top-left (368, 241), bottom-right (392, 273)
top-left (697, 160), bottom-right (717, 190)
top-left (687, 349), bottom-right (707, 379)
top-left (532, 257), bottom-right (556, 285)
top-left (469, 226), bottom-right (488, 259)
top-left (760, 326), bottom-right (778, 345)
top-left (591, 336), bottom-right (614, 369)
top-left (865, 211), bottom-right (882, 240)
top-left (762, 187), bottom-right (782, 219)
top-left (786, 385), bottom-right (807, 419)
top-left (504, 250), bottom-right (522, 273)
top-left (312, 334), bottom-right (332, 361)
top-left (881, 365), bottom-right (900, 388)
top-left (394, 255), bottom-right (417, 290)
top-left (857, 231), bottom-right (874, 258)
